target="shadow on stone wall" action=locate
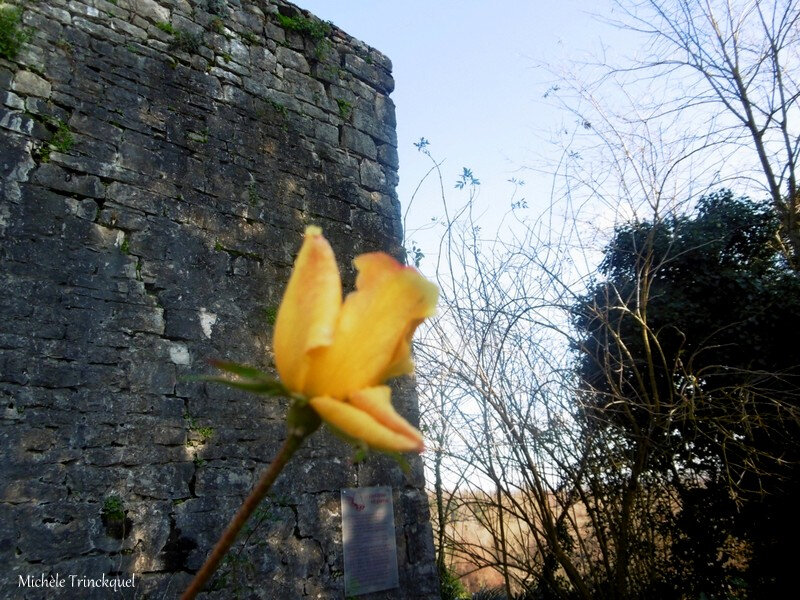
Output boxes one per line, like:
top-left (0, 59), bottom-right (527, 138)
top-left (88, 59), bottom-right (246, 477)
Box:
top-left (0, 0), bottom-right (437, 598)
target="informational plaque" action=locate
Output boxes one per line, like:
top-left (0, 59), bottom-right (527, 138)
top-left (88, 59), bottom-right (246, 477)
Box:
top-left (341, 486), bottom-right (399, 596)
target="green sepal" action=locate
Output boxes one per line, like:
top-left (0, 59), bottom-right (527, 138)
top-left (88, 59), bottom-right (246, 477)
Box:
top-left (287, 401), bottom-right (321, 438)
top-left (190, 376), bottom-right (290, 396)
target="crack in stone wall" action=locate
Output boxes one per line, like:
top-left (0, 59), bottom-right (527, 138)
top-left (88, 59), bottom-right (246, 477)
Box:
top-left (0, 0), bottom-right (439, 597)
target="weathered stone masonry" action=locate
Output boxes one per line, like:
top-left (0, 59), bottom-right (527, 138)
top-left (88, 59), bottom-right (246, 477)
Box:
top-left (0, 0), bottom-right (439, 598)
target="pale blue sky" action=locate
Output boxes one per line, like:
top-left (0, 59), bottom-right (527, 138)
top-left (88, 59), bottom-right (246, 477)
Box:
top-left (298, 1), bottom-right (634, 255)
top-left (294, 3), bottom-right (644, 488)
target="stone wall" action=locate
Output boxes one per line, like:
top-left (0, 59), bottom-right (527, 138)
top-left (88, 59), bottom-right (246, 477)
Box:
top-left (0, 0), bottom-right (438, 597)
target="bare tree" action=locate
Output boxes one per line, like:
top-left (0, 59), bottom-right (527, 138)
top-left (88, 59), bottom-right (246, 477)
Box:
top-left (610, 0), bottom-right (800, 266)
top-left (410, 142), bottom-right (685, 598)
top-left (408, 5), bottom-right (800, 597)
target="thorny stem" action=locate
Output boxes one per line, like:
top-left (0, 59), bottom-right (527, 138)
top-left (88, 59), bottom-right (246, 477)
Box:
top-left (181, 404), bottom-right (319, 599)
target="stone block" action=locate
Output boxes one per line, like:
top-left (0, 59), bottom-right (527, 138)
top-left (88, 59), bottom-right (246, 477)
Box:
top-left (12, 71), bottom-right (52, 98)
top-left (377, 142), bottom-right (399, 168)
top-left (341, 125), bottom-right (377, 159)
top-left (360, 158), bottom-right (387, 191)
top-left (132, 0), bottom-right (170, 23)
top-left (31, 163), bottom-right (105, 198)
top-left (276, 45), bottom-right (310, 74)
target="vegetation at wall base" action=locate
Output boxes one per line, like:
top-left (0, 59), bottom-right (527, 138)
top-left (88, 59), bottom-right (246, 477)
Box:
top-left (439, 564), bottom-right (469, 600)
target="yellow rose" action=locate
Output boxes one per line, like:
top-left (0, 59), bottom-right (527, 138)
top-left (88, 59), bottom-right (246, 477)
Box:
top-left (273, 226), bottom-right (437, 453)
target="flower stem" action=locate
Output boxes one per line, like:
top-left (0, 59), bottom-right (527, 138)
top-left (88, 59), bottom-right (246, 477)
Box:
top-left (180, 426), bottom-right (309, 599)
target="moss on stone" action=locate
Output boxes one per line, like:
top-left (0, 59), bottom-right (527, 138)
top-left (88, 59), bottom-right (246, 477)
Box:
top-left (0, 5), bottom-right (31, 61)
top-left (275, 13), bottom-right (330, 41)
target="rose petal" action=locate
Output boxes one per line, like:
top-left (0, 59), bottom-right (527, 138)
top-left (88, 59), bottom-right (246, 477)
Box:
top-left (309, 395), bottom-right (424, 453)
top-left (303, 252), bottom-right (437, 398)
top-left (348, 386), bottom-right (424, 450)
top-left (273, 226), bottom-right (341, 391)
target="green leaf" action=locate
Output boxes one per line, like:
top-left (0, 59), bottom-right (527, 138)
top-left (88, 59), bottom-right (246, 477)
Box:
top-left (195, 376), bottom-right (290, 396)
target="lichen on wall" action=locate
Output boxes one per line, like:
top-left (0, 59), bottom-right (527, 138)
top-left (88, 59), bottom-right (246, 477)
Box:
top-left (0, 0), bottom-right (439, 597)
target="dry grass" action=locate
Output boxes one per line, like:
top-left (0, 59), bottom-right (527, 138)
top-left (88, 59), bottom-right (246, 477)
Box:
top-left (437, 487), bottom-right (751, 597)
top-left (437, 491), bottom-right (596, 595)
